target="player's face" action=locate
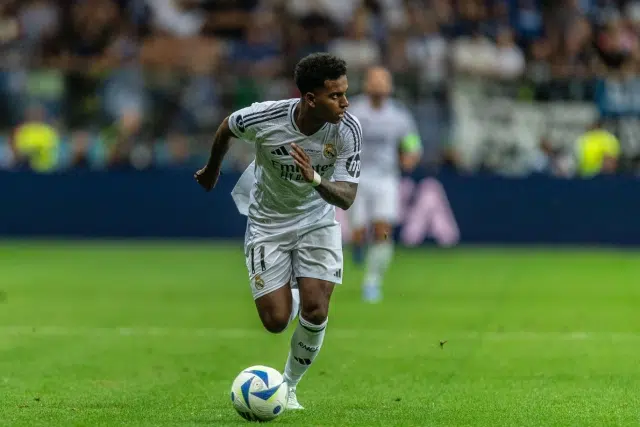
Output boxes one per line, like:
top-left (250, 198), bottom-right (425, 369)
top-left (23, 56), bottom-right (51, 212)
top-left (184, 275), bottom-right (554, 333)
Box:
top-left (313, 75), bottom-right (349, 124)
top-left (365, 67), bottom-right (392, 101)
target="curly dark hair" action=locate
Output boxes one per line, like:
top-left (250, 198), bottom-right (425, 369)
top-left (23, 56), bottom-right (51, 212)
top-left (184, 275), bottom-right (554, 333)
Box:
top-left (294, 53), bottom-right (347, 95)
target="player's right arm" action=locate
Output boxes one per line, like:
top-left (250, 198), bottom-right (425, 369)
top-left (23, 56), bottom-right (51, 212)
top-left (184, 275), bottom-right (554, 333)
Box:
top-left (194, 116), bottom-right (235, 191)
top-left (195, 101), bottom-right (288, 191)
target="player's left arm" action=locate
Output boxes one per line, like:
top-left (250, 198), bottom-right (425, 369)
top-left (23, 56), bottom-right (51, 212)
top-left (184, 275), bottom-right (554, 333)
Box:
top-left (290, 143), bottom-right (358, 211)
top-left (399, 112), bottom-right (423, 172)
top-left (289, 113), bottom-right (362, 210)
top-left (314, 179), bottom-right (358, 211)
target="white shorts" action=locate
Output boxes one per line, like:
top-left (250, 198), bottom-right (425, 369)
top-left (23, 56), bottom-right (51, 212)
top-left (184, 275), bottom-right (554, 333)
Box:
top-left (243, 221), bottom-right (344, 300)
top-left (349, 177), bottom-right (399, 229)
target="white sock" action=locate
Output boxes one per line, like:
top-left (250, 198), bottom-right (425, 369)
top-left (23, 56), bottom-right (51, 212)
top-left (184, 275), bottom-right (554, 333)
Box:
top-left (288, 286), bottom-right (300, 327)
top-left (364, 242), bottom-right (394, 288)
top-left (283, 315), bottom-right (327, 388)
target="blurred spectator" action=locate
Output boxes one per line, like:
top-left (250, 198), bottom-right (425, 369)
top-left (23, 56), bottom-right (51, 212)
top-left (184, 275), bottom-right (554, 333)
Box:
top-left (626, 1), bottom-right (640, 31)
top-left (452, 28), bottom-right (499, 77)
top-left (377, 0), bottom-right (409, 36)
top-left (11, 104), bottom-right (59, 173)
top-left (0, 137), bottom-right (15, 170)
top-left (452, 25), bottom-right (524, 80)
top-left (575, 120), bottom-right (621, 177)
top-left (431, 0), bottom-right (457, 36)
top-left (102, 25), bottom-right (146, 142)
top-left (528, 37), bottom-right (554, 81)
top-left (146, 0), bottom-right (206, 37)
top-left (482, 1), bottom-right (512, 40)
top-left (0, 1), bottom-right (20, 45)
top-left (405, 10), bottom-right (449, 85)
top-left (66, 131), bottom-right (93, 169)
top-left (287, 0), bottom-right (358, 29)
top-left (595, 15), bottom-right (636, 70)
top-left (557, 16), bottom-right (595, 78)
top-left (328, 7), bottom-right (381, 72)
top-left (17, 0), bottom-right (60, 54)
top-left (231, 11), bottom-right (283, 79)
top-left (495, 27), bottom-right (526, 79)
top-left (200, 0), bottom-right (259, 40)
top-left (532, 137), bottom-right (576, 177)
top-left (156, 133), bottom-right (196, 167)
top-left (386, 29), bottom-right (411, 75)
top-left (513, 0), bottom-right (544, 44)
top-left (0, 0), bottom-right (638, 176)
top-left (294, 13), bottom-right (332, 59)
top-left (455, 0), bottom-right (488, 36)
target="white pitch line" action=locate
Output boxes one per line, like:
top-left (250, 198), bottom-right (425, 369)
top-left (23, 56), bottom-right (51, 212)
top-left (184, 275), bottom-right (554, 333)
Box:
top-left (0, 326), bottom-right (639, 341)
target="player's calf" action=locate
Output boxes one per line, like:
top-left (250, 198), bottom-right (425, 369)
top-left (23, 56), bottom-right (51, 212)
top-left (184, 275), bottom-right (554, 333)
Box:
top-left (283, 278), bottom-right (334, 393)
top-left (351, 227), bottom-right (367, 266)
top-left (363, 222), bottom-right (394, 303)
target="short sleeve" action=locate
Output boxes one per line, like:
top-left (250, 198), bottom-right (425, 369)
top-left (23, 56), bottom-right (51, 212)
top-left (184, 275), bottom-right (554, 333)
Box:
top-left (401, 110), bottom-right (419, 138)
top-left (228, 101), bottom-right (290, 143)
top-left (334, 112), bottom-right (363, 183)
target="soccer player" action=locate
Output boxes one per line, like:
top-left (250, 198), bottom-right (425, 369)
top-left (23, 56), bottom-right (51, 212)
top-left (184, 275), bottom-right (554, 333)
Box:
top-left (346, 66), bottom-right (422, 303)
top-left (194, 53), bottom-right (362, 410)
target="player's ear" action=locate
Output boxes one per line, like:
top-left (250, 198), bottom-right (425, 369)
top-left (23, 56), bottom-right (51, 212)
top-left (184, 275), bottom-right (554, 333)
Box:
top-left (304, 92), bottom-right (316, 108)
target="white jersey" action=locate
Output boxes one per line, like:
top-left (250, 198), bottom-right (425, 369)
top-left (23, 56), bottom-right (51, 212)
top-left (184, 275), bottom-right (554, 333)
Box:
top-left (229, 98), bottom-right (362, 232)
top-left (347, 95), bottom-right (419, 179)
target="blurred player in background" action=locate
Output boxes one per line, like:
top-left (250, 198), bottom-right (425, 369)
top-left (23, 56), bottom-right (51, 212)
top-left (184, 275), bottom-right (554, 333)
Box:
top-left (347, 66), bottom-right (422, 303)
top-left (195, 53), bottom-right (362, 410)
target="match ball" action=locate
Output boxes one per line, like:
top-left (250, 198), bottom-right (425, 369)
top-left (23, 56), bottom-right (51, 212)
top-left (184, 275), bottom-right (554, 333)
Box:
top-left (230, 365), bottom-right (288, 422)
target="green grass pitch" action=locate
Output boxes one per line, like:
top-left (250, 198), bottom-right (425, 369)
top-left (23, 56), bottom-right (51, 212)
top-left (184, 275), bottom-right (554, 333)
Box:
top-left (1, 241), bottom-right (639, 426)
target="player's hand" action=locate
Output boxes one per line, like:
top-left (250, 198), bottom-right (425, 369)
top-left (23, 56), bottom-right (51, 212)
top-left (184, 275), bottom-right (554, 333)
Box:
top-left (400, 153), bottom-right (421, 173)
top-left (194, 166), bottom-right (220, 192)
top-left (290, 143), bottom-right (315, 183)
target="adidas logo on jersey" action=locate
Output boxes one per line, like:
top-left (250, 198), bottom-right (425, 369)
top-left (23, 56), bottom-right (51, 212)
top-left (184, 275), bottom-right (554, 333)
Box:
top-left (271, 147), bottom-right (289, 156)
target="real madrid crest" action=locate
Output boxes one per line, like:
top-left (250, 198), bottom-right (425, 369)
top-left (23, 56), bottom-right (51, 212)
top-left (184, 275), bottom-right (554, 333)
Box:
top-left (254, 275), bottom-right (265, 290)
top-left (323, 142), bottom-right (337, 160)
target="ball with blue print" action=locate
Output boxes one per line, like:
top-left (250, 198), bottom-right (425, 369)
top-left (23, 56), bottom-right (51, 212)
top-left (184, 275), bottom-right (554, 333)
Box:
top-left (230, 365), bottom-right (288, 422)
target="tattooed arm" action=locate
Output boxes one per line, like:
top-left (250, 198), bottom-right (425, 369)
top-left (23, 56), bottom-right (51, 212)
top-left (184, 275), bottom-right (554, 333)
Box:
top-left (314, 180), bottom-right (358, 210)
top-left (290, 142), bottom-right (359, 210)
top-left (289, 113), bottom-right (363, 210)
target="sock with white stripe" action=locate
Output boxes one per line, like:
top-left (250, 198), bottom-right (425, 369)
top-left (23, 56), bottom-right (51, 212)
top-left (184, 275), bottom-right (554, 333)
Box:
top-left (283, 316), bottom-right (327, 387)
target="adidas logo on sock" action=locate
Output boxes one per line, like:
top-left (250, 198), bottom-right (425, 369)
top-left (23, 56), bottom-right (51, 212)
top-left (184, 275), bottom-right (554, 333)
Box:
top-left (294, 356), bottom-right (312, 365)
top-left (271, 147), bottom-right (289, 156)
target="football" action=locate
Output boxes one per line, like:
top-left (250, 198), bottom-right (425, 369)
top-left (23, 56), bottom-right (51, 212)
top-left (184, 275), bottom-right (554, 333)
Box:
top-left (230, 365), bottom-right (288, 422)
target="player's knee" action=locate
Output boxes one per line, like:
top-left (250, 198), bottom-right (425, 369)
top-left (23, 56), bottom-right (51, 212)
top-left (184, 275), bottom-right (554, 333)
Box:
top-left (300, 301), bottom-right (329, 326)
top-left (298, 279), bottom-right (333, 325)
top-left (373, 222), bottom-right (391, 242)
top-left (352, 228), bottom-right (366, 244)
top-left (259, 309), bottom-right (290, 334)
top-left (254, 282), bottom-right (294, 334)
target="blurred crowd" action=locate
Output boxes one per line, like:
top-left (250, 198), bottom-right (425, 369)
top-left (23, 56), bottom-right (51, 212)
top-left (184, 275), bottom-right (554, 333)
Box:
top-left (0, 0), bottom-right (638, 175)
